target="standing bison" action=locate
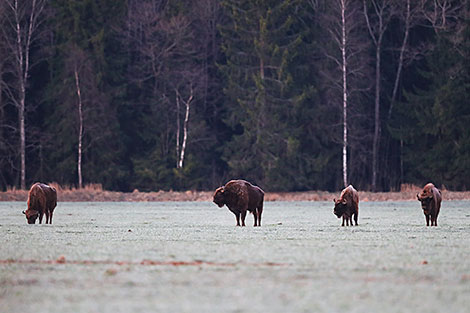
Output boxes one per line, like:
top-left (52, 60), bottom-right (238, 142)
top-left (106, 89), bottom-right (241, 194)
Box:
top-left (417, 183), bottom-right (442, 226)
top-left (23, 183), bottom-right (57, 224)
top-left (213, 180), bottom-right (264, 226)
top-left (333, 185), bottom-right (359, 226)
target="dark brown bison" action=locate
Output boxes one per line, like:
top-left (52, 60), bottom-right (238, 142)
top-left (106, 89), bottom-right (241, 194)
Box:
top-left (333, 185), bottom-right (359, 226)
top-left (23, 183), bottom-right (57, 224)
top-left (213, 180), bottom-right (264, 226)
top-left (417, 183), bottom-right (442, 226)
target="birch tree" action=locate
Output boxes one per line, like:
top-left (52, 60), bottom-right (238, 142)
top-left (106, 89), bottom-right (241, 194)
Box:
top-left (321, 0), bottom-right (370, 188)
top-left (74, 59), bottom-right (84, 189)
top-left (3, 0), bottom-right (46, 189)
top-left (175, 85), bottom-right (193, 169)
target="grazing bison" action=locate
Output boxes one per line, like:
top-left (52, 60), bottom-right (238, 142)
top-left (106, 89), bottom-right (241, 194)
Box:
top-left (213, 180), bottom-right (264, 226)
top-left (23, 183), bottom-right (57, 224)
top-left (333, 185), bottom-right (359, 226)
top-left (417, 183), bottom-right (442, 226)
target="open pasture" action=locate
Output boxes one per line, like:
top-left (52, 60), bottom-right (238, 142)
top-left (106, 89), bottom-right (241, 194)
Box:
top-left (1, 200), bottom-right (469, 313)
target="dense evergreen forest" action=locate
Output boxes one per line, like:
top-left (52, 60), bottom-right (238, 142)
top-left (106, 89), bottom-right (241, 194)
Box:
top-left (0, 0), bottom-right (469, 192)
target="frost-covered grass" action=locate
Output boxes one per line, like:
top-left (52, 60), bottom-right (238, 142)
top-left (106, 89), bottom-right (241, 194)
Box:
top-left (1, 201), bottom-right (469, 313)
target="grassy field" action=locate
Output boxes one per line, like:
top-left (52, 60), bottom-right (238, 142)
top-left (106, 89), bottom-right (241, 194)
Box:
top-left (1, 200), bottom-right (469, 313)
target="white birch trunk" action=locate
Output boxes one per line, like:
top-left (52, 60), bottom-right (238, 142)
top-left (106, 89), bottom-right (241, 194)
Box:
top-left (12, 0), bottom-right (26, 189)
top-left (74, 67), bottom-right (84, 189)
top-left (176, 90), bottom-right (180, 168)
top-left (341, 0), bottom-right (348, 188)
top-left (176, 87), bottom-right (193, 169)
top-left (179, 99), bottom-right (190, 169)
top-left (8, 0), bottom-right (43, 189)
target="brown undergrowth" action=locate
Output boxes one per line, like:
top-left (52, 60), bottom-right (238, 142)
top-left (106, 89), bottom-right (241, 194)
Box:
top-left (1, 183), bottom-right (470, 202)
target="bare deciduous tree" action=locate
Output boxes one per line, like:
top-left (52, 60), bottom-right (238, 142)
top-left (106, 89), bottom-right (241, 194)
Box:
top-left (127, 0), bottom-right (204, 170)
top-left (363, 0), bottom-right (396, 191)
top-left (2, 0), bottom-right (46, 189)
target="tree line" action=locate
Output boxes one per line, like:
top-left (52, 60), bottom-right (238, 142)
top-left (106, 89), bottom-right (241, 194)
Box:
top-left (0, 0), bottom-right (469, 192)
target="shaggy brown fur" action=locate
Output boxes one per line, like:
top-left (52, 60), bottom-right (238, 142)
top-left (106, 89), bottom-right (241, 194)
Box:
top-left (333, 185), bottom-right (359, 226)
top-left (417, 183), bottom-right (442, 226)
top-left (23, 183), bottom-right (57, 224)
top-left (213, 180), bottom-right (264, 226)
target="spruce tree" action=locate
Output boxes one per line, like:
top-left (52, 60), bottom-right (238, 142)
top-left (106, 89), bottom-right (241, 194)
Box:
top-left (220, 0), bottom-right (311, 190)
top-left (391, 14), bottom-right (470, 189)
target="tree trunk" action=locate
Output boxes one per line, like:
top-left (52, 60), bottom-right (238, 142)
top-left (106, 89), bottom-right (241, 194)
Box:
top-left (12, 0), bottom-right (27, 189)
top-left (176, 90), bottom-right (180, 168)
top-left (9, 0), bottom-right (43, 189)
top-left (176, 87), bottom-right (193, 169)
top-left (19, 93), bottom-right (25, 190)
top-left (74, 67), bottom-right (83, 189)
top-left (179, 98), bottom-right (190, 169)
top-left (388, 0), bottom-right (410, 120)
top-left (363, 0), bottom-right (387, 191)
top-left (341, 0), bottom-right (348, 188)
top-left (371, 43), bottom-right (381, 191)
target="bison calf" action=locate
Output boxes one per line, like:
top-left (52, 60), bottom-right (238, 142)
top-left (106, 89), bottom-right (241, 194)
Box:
top-left (417, 183), bottom-right (442, 226)
top-left (213, 180), bottom-right (264, 226)
top-left (333, 185), bottom-right (359, 226)
top-left (23, 183), bottom-right (57, 224)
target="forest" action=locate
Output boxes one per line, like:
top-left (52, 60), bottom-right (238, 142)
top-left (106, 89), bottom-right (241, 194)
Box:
top-left (0, 0), bottom-right (469, 192)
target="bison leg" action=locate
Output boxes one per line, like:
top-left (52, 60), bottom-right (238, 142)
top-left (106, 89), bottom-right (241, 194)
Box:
top-left (49, 210), bottom-right (53, 224)
top-left (256, 203), bottom-right (263, 227)
top-left (253, 211), bottom-right (258, 227)
top-left (235, 213), bottom-right (241, 226)
top-left (341, 216), bottom-right (345, 226)
top-left (39, 212), bottom-right (44, 224)
top-left (431, 215), bottom-right (437, 226)
top-left (349, 216), bottom-right (353, 226)
top-left (45, 211), bottom-right (50, 224)
top-left (241, 210), bottom-right (247, 227)
top-left (425, 214), bottom-right (430, 226)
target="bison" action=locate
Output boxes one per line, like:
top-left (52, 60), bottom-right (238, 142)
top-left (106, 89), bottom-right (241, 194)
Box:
top-left (23, 182), bottom-right (57, 224)
top-left (417, 183), bottom-right (442, 226)
top-left (333, 185), bottom-right (359, 226)
top-left (213, 180), bottom-right (264, 226)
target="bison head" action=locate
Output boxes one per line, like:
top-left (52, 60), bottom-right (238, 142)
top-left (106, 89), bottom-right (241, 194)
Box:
top-left (23, 209), bottom-right (39, 224)
top-left (333, 198), bottom-right (347, 218)
top-left (417, 193), bottom-right (433, 213)
top-left (213, 187), bottom-right (225, 208)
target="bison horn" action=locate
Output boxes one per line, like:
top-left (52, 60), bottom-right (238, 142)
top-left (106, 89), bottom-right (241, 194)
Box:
top-left (341, 199), bottom-right (347, 205)
top-left (416, 193), bottom-right (420, 200)
top-left (22, 210), bottom-right (26, 215)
